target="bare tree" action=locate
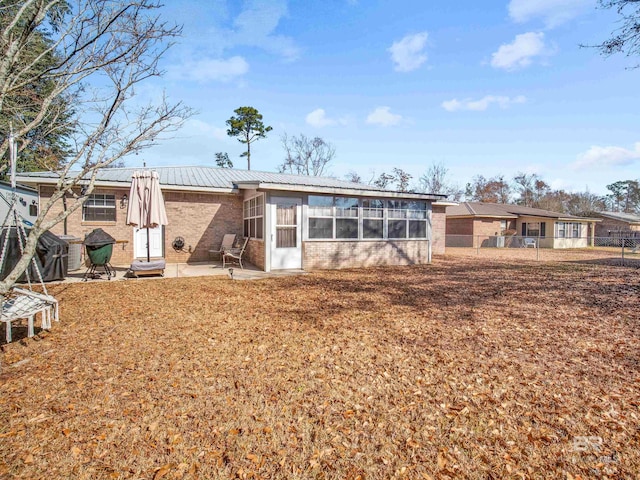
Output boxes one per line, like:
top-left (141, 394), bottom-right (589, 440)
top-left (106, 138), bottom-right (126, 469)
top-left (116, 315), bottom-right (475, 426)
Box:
top-left (418, 162), bottom-right (462, 200)
top-left (565, 190), bottom-right (607, 216)
top-left (392, 167), bottom-right (413, 192)
top-left (344, 170), bottom-right (362, 184)
top-left (373, 172), bottom-right (396, 189)
top-left (278, 133), bottom-right (335, 176)
top-left (465, 175), bottom-right (511, 203)
top-left (587, 0), bottom-right (640, 68)
top-left (0, 1), bottom-right (192, 295)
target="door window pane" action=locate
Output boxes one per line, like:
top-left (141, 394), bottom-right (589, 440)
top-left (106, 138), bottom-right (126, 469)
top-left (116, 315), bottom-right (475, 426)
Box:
top-left (277, 205), bottom-right (296, 225)
top-left (276, 227), bottom-right (296, 248)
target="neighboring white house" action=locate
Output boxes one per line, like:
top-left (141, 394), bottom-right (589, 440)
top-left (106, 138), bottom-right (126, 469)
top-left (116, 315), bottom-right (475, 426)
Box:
top-left (0, 181), bottom-right (39, 226)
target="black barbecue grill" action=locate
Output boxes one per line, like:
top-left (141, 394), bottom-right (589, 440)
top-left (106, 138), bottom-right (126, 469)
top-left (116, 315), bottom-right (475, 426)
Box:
top-left (83, 228), bottom-right (116, 281)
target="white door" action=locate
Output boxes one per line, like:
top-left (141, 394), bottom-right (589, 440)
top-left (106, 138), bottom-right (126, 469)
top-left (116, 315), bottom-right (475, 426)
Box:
top-left (134, 226), bottom-right (164, 259)
top-left (271, 197), bottom-right (302, 269)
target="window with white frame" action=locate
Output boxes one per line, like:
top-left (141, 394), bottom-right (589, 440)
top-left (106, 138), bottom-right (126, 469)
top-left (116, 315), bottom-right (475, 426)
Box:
top-left (308, 195), bottom-right (334, 239)
top-left (335, 197), bottom-right (359, 239)
top-left (243, 194), bottom-right (264, 239)
top-left (362, 199), bottom-right (384, 239)
top-left (307, 196), bottom-right (428, 240)
top-left (387, 200), bottom-right (408, 239)
top-left (83, 194), bottom-right (116, 222)
top-left (407, 201), bottom-right (428, 238)
top-left (555, 222), bottom-right (581, 238)
top-left (572, 222), bottom-right (581, 238)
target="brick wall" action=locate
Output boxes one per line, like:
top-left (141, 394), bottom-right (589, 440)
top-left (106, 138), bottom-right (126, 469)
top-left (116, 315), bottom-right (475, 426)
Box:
top-left (595, 217), bottom-right (640, 236)
top-left (162, 191), bottom-right (243, 263)
top-left (473, 219), bottom-right (504, 237)
top-left (431, 205), bottom-right (446, 255)
top-left (446, 217), bottom-right (506, 248)
top-left (245, 239), bottom-right (265, 270)
top-left (446, 217), bottom-right (473, 236)
top-left (41, 186), bottom-right (134, 266)
top-left (302, 240), bottom-right (429, 269)
top-left (40, 186), bottom-right (243, 266)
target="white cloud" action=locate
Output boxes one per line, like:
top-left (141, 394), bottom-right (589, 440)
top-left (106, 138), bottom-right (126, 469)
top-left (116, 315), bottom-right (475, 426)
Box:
top-left (170, 0), bottom-right (300, 78)
top-left (306, 108), bottom-right (336, 128)
top-left (573, 143), bottom-right (640, 169)
top-left (366, 107), bottom-right (402, 127)
top-left (305, 109), bottom-right (349, 127)
top-left (170, 56), bottom-right (249, 83)
top-left (441, 95), bottom-right (527, 112)
top-left (491, 32), bottom-right (548, 70)
top-left (186, 119), bottom-right (228, 141)
top-left (231, 0), bottom-right (300, 61)
top-left (508, 0), bottom-right (595, 28)
top-left (388, 32), bottom-right (429, 72)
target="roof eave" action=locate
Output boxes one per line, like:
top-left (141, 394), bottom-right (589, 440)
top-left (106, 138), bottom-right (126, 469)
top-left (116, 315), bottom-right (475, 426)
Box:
top-left (247, 182), bottom-right (445, 200)
top-left (599, 213), bottom-right (640, 223)
top-left (557, 217), bottom-right (601, 222)
top-left (446, 214), bottom-right (518, 219)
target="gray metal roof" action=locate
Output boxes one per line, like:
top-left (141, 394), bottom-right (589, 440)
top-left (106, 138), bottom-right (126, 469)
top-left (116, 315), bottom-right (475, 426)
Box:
top-left (16, 166), bottom-right (446, 199)
top-left (598, 211), bottom-right (640, 224)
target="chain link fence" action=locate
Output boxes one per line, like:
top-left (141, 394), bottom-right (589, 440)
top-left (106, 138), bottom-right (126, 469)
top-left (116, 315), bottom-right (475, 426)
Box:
top-left (445, 235), bottom-right (640, 266)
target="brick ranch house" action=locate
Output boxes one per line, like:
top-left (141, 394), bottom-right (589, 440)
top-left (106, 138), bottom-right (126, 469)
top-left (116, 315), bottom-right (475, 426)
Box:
top-left (594, 212), bottom-right (640, 238)
top-left (17, 167), bottom-right (449, 271)
top-left (446, 201), bottom-right (600, 248)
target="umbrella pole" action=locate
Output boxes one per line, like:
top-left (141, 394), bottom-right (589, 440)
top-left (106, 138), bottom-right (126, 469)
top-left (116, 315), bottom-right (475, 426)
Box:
top-left (146, 227), bottom-right (150, 262)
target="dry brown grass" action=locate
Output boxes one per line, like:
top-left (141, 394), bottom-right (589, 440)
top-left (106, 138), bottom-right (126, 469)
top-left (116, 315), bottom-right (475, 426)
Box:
top-left (446, 246), bottom-right (640, 267)
top-left (1, 257), bottom-right (639, 479)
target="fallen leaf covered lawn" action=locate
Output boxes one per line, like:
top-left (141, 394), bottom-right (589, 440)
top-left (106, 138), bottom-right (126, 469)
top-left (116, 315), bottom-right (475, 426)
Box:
top-left (1, 257), bottom-right (639, 479)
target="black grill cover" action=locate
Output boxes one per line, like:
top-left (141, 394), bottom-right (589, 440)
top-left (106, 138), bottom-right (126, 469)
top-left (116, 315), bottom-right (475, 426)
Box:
top-left (0, 227), bottom-right (69, 282)
top-left (83, 228), bottom-right (115, 247)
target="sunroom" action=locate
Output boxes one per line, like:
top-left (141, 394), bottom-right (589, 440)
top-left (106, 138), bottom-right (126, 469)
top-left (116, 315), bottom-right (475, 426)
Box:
top-left (237, 183), bottom-right (446, 271)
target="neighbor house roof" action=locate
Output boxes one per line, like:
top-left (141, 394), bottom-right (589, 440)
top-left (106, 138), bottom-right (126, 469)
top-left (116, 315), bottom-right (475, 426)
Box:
top-left (447, 202), bottom-right (599, 222)
top-left (597, 211), bottom-right (640, 225)
top-left (16, 166), bottom-right (446, 200)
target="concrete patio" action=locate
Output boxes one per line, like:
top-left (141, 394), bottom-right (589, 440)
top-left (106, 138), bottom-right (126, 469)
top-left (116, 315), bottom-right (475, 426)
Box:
top-left (61, 261), bottom-right (306, 283)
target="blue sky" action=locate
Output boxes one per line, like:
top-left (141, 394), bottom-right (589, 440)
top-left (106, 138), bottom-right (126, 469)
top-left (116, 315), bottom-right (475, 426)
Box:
top-left (131, 0), bottom-right (640, 195)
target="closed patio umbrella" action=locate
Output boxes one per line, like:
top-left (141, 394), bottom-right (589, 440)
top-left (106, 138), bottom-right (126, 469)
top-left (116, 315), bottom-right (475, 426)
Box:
top-left (126, 170), bottom-right (168, 262)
